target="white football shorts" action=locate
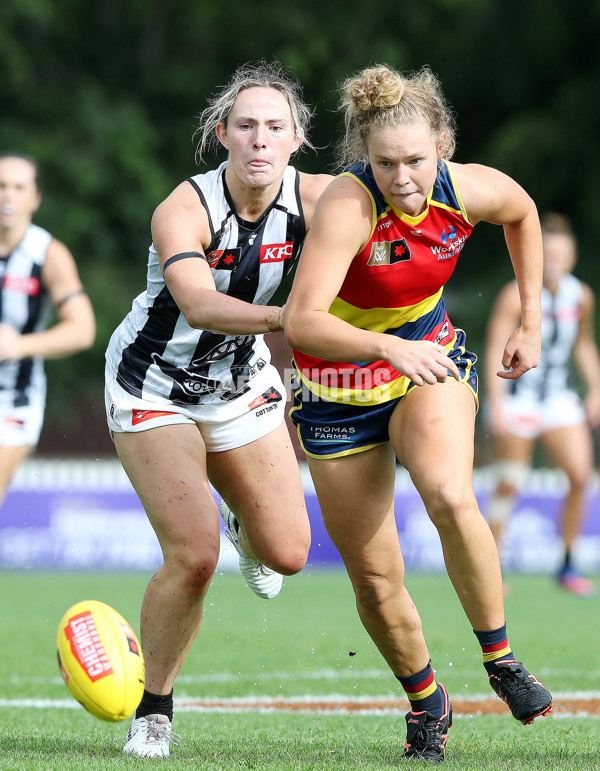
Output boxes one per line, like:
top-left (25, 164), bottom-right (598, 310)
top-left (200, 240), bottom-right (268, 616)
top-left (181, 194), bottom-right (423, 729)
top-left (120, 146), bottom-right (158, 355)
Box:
top-left (105, 363), bottom-right (286, 452)
top-left (501, 389), bottom-right (586, 440)
top-left (0, 402), bottom-right (45, 447)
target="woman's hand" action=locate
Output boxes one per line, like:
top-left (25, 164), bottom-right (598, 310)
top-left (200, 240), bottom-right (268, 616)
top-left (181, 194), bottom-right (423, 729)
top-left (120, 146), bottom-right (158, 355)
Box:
top-left (497, 326), bottom-right (541, 379)
top-left (0, 325), bottom-right (24, 361)
top-left (584, 388), bottom-right (600, 429)
top-left (387, 339), bottom-right (460, 386)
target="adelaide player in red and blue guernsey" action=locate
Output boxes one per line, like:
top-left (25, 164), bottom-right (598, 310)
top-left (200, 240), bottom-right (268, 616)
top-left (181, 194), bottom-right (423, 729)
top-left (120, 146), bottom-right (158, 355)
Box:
top-left (285, 64), bottom-right (552, 762)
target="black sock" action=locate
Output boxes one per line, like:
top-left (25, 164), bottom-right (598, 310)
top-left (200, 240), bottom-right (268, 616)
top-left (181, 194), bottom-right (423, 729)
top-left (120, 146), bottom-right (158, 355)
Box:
top-left (135, 688), bottom-right (174, 721)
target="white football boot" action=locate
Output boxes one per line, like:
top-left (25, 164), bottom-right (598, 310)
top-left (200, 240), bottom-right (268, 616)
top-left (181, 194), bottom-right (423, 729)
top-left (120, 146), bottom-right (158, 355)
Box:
top-left (123, 713), bottom-right (181, 758)
top-left (219, 500), bottom-right (283, 599)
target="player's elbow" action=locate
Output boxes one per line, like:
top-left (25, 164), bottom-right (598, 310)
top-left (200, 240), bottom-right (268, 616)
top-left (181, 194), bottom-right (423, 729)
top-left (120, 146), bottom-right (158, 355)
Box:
top-left (180, 304), bottom-right (218, 332)
top-left (77, 309), bottom-right (96, 351)
top-left (283, 310), bottom-right (306, 351)
top-left (79, 321), bottom-right (96, 351)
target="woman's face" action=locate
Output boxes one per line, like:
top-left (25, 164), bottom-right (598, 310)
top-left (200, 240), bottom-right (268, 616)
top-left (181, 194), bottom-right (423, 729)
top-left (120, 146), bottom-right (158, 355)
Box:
top-left (367, 119), bottom-right (441, 217)
top-left (217, 86), bottom-right (301, 192)
top-left (0, 157), bottom-right (41, 232)
top-left (542, 232), bottom-right (577, 284)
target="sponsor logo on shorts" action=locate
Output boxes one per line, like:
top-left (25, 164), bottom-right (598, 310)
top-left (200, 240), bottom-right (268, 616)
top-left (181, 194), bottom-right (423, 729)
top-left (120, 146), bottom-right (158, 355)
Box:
top-left (309, 425), bottom-right (357, 442)
top-left (255, 404), bottom-right (279, 417)
top-left (434, 321), bottom-right (450, 345)
top-left (248, 388), bottom-right (282, 412)
top-left (3, 416), bottom-right (25, 428)
top-left (131, 409), bottom-right (177, 425)
top-left (367, 239), bottom-right (411, 266)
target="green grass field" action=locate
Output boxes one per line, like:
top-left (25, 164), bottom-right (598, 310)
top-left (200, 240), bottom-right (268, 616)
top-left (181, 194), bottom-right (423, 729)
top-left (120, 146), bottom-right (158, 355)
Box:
top-left (0, 569), bottom-right (598, 769)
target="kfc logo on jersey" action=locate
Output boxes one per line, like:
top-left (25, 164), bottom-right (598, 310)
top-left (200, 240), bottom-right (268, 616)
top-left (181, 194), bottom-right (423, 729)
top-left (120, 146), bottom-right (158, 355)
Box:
top-left (260, 242), bottom-right (294, 263)
top-left (367, 239), bottom-right (411, 266)
top-left (2, 274), bottom-right (41, 296)
top-left (206, 248), bottom-right (241, 270)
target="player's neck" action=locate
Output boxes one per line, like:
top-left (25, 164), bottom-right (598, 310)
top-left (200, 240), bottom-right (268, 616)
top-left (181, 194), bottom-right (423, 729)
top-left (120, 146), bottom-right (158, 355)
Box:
top-left (0, 221), bottom-right (30, 257)
top-left (225, 169), bottom-right (280, 223)
top-left (543, 278), bottom-right (560, 295)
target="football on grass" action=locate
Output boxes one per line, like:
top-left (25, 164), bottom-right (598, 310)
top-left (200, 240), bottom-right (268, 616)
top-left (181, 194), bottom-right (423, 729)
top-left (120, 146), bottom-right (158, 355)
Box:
top-left (57, 600), bottom-right (145, 722)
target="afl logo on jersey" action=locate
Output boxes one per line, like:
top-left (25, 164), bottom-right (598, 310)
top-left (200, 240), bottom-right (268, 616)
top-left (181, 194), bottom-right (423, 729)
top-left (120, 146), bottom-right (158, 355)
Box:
top-left (207, 248), bottom-right (241, 270)
top-left (260, 242), bottom-right (294, 263)
top-left (367, 239), bottom-right (411, 266)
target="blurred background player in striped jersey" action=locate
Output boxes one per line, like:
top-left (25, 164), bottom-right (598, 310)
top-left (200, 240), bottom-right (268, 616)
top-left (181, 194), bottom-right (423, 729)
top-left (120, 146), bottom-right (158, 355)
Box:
top-left (0, 152), bottom-right (95, 507)
top-left (484, 212), bottom-right (600, 597)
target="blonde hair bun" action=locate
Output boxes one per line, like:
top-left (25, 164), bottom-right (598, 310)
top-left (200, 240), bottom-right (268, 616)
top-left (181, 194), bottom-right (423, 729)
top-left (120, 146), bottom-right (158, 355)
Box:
top-left (346, 66), bottom-right (405, 112)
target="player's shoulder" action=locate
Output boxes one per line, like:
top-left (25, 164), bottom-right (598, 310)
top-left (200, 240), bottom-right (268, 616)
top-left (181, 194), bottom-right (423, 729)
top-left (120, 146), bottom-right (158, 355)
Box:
top-left (152, 179), bottom-right (207, 226)
top-left (151, 180), bottom-right (211, 249)
top-left (577, 278), bottom-right (596, 310)
top-left (298, 171), bottom-right (334, 205)
top-left (312, 173), bottom-right (372, 223)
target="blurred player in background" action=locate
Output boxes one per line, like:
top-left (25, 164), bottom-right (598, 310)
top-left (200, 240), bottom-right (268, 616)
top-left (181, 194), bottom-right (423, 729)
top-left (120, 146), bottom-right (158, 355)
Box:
top-left (285, 63), bottom-right (552, 762)
top-left (0, 152), bottom-right (95, 506)
top-left (104, 61), bottom-right (331, 758)
top-left (484, 212), bottom-right (600, 596)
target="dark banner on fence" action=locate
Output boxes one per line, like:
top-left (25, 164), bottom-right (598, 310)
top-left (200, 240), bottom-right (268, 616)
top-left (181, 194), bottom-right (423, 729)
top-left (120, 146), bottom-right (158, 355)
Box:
top-left (1, 461), bottom-right (599, 574)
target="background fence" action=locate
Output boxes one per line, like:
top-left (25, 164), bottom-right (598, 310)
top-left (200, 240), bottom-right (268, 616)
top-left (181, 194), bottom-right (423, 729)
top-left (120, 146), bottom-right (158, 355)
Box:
top-left (2, 459), bottom-right (599, 574)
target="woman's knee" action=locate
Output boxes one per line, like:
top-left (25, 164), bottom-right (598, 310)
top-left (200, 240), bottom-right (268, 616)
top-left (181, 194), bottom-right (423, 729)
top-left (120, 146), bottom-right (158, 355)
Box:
top-left (163, 544), bottom-right (220, 597)
top-left (353, 572), bottom-right (403, 613)
top-left (244, 513), bottom-right (310, 575)
top-left (566, 467), bottom-right (592, 493)
top-left (262, 542), bottom-right (309, 576)
top-left (422, 480), bottom-right (477, 528)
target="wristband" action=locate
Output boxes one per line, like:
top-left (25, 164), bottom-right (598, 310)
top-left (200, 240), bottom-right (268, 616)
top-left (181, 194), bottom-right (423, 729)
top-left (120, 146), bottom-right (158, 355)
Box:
top-left (265, 308), bottom-right (282, 332)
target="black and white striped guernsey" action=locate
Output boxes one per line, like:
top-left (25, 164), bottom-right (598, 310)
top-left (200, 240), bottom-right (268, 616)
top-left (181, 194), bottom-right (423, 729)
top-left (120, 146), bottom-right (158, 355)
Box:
top-left (509, 273), bottom-right (583, 401)
top-left (0, 224), bottom-right (51, 407)
top-left (106, 162), bottom-right (305, 407)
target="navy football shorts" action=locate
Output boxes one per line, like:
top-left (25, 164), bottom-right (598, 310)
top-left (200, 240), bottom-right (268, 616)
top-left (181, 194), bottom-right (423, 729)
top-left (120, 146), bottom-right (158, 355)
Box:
top-left (290, 329), bottom-right (477, 459)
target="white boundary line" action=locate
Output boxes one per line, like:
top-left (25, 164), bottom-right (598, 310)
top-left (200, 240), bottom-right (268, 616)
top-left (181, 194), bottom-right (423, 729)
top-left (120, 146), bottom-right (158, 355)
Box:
top-left (1, 692), bottom-right (598, 718)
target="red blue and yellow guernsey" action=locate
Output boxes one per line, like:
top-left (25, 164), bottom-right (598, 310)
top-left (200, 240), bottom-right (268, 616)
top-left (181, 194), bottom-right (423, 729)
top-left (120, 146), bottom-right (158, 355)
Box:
top-left (293, 159), bottom-right (475, 406)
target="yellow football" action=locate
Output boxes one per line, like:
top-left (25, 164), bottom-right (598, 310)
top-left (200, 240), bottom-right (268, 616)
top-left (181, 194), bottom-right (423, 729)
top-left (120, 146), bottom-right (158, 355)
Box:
top-left (57, 600), bottom-right (145, 722)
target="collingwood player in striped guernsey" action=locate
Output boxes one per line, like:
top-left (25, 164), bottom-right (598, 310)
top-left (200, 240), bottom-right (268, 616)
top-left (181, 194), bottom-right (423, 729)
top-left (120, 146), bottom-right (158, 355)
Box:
top-left (0, 153), bottom-right (95, 506)
top-left (485, 213), bottom-right (600, 596)
top-left (105, 62), bottom-right (331, 758)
